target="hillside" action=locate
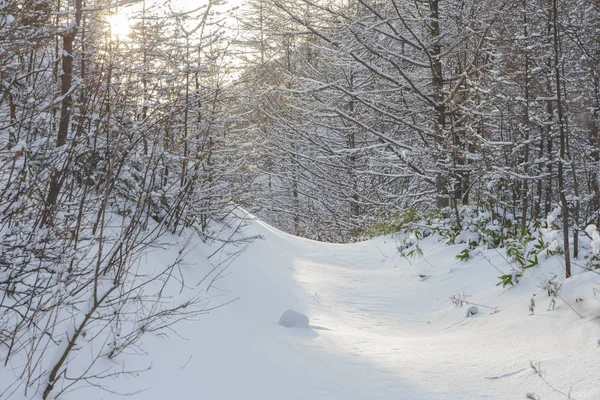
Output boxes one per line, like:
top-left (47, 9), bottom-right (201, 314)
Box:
top-left (3, 215), bottom-right (598, 400)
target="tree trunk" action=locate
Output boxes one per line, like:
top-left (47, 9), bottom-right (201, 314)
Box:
top-left (551, 0), bottom-right (571, 278)
top-left (521, 0), bottom-right (531, 230)
top-left (429, 0), bottom-right (448, 209)
top-left (42, 0), bottom-right (83, 227)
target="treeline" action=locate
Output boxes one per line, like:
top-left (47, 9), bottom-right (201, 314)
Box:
top-left (233, 0), bottom-right (600, 261)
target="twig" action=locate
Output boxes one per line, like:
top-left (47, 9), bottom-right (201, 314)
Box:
top-left (557, 295), bottom-right (583, 318)
top-left (530, 361), bottom-right (575, 399)
top-left (478, 250), bottom-right (507, 275)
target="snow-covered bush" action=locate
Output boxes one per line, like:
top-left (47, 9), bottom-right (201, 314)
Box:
top-left (426, 206), bottom-right (514, 249)
top-left (584, 225), bottom-right (600, 270)
top-left (370, 208), bottom-right (433, 238)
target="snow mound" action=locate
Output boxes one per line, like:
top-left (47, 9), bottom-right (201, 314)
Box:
top-left (466, 305), bottom-right (478, 317)
top-left (278, 309), bottom-right (310, 328)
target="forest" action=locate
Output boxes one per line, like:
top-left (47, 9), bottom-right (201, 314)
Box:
top-left (1, 0), bottom-right (600, 398)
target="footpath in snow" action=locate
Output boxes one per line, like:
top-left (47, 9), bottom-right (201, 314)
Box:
top-left (2, 215), bottom-right (600, 400)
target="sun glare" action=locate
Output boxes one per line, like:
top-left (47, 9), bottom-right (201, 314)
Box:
top-left (108, 13), bottom-right (131, 40)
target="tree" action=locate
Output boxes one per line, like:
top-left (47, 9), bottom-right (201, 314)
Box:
top-left (1, 0), bottom-right (251, 397)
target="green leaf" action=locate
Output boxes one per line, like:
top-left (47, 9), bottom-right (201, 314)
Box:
top-left (456, 248), bottom-right (470, 261)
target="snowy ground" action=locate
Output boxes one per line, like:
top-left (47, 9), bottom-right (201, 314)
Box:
top-left (2, 215), bottom-right (600, 399)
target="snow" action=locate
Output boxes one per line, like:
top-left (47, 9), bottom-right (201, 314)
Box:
top-left (279, 309), bottom-right (310, 328)
top-left (465, 305), bottom-right (479, 317)
top-left (585, 224), bottom-right (600, 255)
top-left (455, 229), bottom-right (479, 245)
top-left (2, 216), bottom-right (600, 399)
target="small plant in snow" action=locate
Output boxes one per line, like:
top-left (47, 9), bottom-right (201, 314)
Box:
top-left (494, 230), bottom-right (549, 288)
top-left (497, 271), bottom-right (521, 288)
top-left (456, 248), bottom-right (471, 262)
top-left (529, 294), bottom-right (536, 314)
top-left (539, 276), bottom-right (562, 311)
top-left (395, 236), bottom-right (416, 265)
top-left (506, 239), bottom-right (527, 267)
top-left (396, 236), bottom-right (414, 253)
top-left (450, 292), bottom-right (471, 307)
top-left (406, 245), bottom-right (423, 259)
top-left (451, 291), bottom-right (498, 314)
top-left (585, 254), bottom-right (600, 270)
top-left (398, 237), bottom-right (435, 267)
top-left (505, 231), bottom-right (540, 267)
top-left (538, 209), bottom-right (563, 258)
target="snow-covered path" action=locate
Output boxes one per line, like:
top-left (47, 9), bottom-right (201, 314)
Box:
top-left (3, 217), bottom-right (599, 400)
top-left (190, 218), bottom-right (599, 400)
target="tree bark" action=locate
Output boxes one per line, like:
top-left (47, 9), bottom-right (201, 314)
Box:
top-left (429, 0), bottom-right (448, 209)
top-left (42, 0), bottom-right (83, 227)
top-left (551, 0), bottom-right (571, 278)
